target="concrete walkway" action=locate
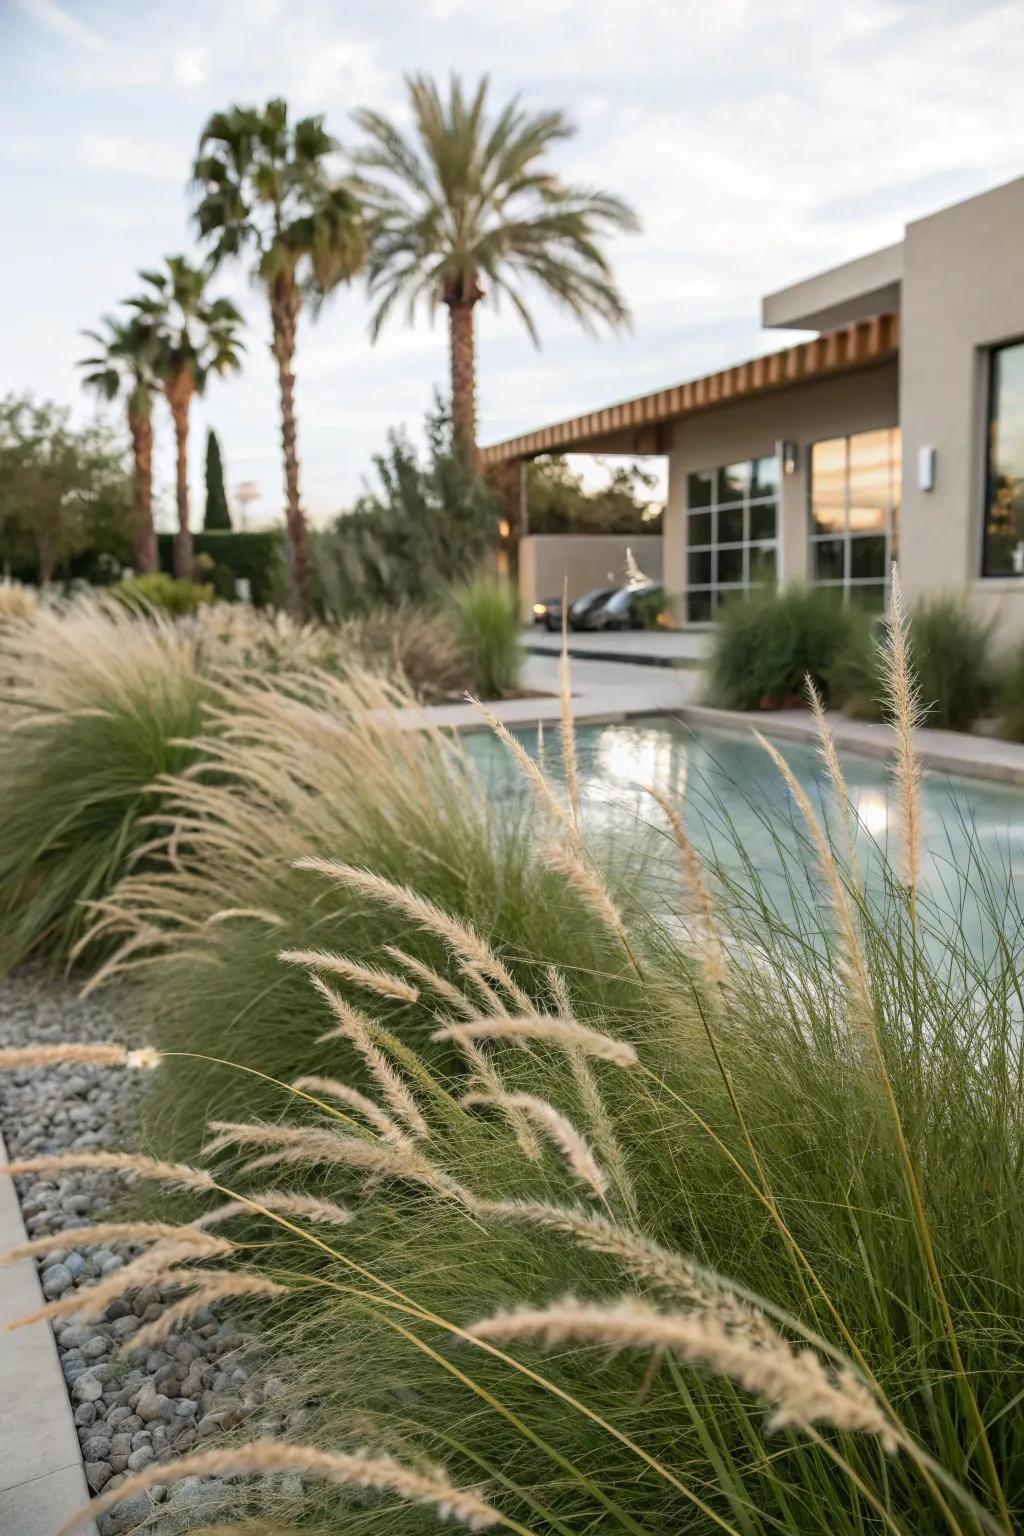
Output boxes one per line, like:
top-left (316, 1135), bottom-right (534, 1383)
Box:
top-left (523, 627), bottom-right (710, 668)
top-left (680, 702), bottom-right (1024, 785)
top-left (0, 1130), bottom-right (95, 1535)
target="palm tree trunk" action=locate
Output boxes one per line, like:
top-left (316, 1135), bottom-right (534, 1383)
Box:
top-left (269, 273), bottom-right (309, 622)
top-left (446, 293), bottom-right (479, 467)
top-left (166, 375), bottom-right (194, 582)
top-left (127, 403), bottom-right (157, 575)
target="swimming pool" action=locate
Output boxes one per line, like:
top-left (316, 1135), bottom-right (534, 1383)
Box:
top-left (466, 714), bottom-right (1024, 958)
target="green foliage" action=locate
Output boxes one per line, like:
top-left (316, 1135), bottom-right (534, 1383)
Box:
top-left (0, 394), bottom-right (134, 583)
top-left (628, 584), bottom-right (669, 629)
top-left (993, 636), bottom-right (1024, 741)
top-left (0, 600), bottom-right (203, 969)
top-left (126, 257), bottom-right (245, 398)
top-left (527, 454), bottom-right (663, 534)
top-left (312, 401), bottom-right (500, 616)
top-left (203, 429), bottom-right (231, 529)
top-left (157, 530), bottom-right (286, 608)
top-left (355, 75), bottom-right (638, 344)
top-left (707, 584), bottom-right (873, 710)
top-left (448, 574), bottom-right (522, 698)
top-left (842, 593), bottom-right (994, 730)
top-left (112, 572), bottom-right (215, 616)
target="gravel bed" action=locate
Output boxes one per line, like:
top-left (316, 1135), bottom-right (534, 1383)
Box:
top-left (0, 971), bottom-right (300, 1535)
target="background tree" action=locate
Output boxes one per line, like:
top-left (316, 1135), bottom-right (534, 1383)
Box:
top-left (127, 257), bottom-right (244, 581)
top-left (526, 454), bottom-right (663, 535)
top-left (193, 98), bottom-right (366, 619)
top-left (203, 428), bottom-right (231, 529)
top-left (78, 315), bottom-right (160, 573)
top-left (0, 395), bottom-right (133, 584)
top-left (354, 74), bottom-right (639, 466)
top-left (312, 396), bottom-right (499, 615)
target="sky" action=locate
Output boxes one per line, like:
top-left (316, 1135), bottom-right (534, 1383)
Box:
top-left (1, 0), bottom-right (1023, 531)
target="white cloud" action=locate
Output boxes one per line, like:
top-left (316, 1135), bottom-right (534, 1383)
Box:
top-left (17, 0), bottom-right (103, 50)
top-left (79, 133), bottom-right (190, 183)
top-left (172, 47), bottom-right (208, 88)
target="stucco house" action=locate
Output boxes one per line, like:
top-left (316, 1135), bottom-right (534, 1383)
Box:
top-left (483, 174), bottom-right (1024, 634)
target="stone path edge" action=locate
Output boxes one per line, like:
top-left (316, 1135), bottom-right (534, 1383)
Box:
top-left (0, 1126), bottom-right (96, 1536)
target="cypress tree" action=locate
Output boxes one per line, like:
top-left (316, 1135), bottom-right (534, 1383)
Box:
top-left (203, 428), bottom-right (231, 529)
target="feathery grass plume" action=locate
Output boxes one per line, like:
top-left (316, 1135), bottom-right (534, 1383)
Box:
top-left (3, 1221), bottom-right (225, 1266)
top-left (644, 784), bottom-right (727, 997)
top-left (205, 906), bottom-right (286, 928)
top-left (58, 1440), bottom-right (501, 1535)
top-left (468, 696), bottom-right (574, 835)
top-left (558, 639), bottom-right (581, 833)
top-left (432, 1015), bottom-right (637, 1068)
top-left (541, 838), bottom-right (642, 978)
top-left (279, 948), bottom-right (420, 1005)
top-left (804, 677), bottom-right (858, 870)
top-left (0, 1151), bottom-right (214, 1191)
top-left (311, 976), bottom-right (429, 1138)
top-left (881, 565), bottom-right (925, 910)
top-left (202, 1121), bottom-right (469, 1201)
top-left (291, 1075), bottom-right (411, 1144)
top-left (464, 1091), bottom-right (609, 1198)
top-left (0, 1043), bottom-right (160, 1071)
top-left (295, 858), bottom-right (534, 1013)
top-left (565, 1048), bottom-right (636, 1215)
top-left (469, 1296), bottom-right (899, 1453)
top-left (5, 1236), bottom-right (232, 1333)
top-left (754, 731), bottom-right (875, 1038)
top-left (195, 1190), bottom-right (354, 1230)
top-left (127, 1272), bottom-right (288, 1353)
top-left (383, 944), bottom-right (476, 1014)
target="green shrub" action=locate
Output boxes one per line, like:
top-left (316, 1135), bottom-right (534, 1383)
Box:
top-left (840, 592), bottom-right (993, 729)
top-left (448, 574), bottom-right (522, 699)
top-left (707, 583), bottom-right (872, 709)
top-left (0, 598), bottom-right (203, 968)
top-left (113, 572), bottom-right (214, 616)
top-left (52, 628), bottom-right (1024, 1535)
top-left (994, 636), bottom-right (1024, 741)
top-left (157, 529), bottom-right (286, 608)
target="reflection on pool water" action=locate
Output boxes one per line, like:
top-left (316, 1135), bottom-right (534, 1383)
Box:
top-left (466, 715), bottom-right (1024, 957)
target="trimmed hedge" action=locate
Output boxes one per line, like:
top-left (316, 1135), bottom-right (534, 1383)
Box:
top-left (157, 530), bottom-right (285, 608)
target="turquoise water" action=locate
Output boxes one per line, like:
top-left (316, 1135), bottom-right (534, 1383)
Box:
top-left (466, 715), bottom-right (1024, 959)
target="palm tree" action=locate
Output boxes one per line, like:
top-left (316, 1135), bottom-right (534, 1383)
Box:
top-left (354, 74), bottom-right (639, 466)
top-left (78, 315), bottom-right (160, 575)
top-left (127, 256), bottom-right (244, 581)
top-left (192, 99), bottom-right (366, 619)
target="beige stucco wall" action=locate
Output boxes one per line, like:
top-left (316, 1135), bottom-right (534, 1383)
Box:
top-left (900, 175), bottom-right (1024, 641)
top-left (518, 534), bottom-right (663, 620)
top-left (663, 361), bottom-right (899, 614)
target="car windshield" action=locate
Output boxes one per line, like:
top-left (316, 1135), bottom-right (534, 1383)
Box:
top-left (572, 588), bottom-right (614, 611)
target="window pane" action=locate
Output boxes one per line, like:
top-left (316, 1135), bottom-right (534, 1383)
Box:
top-left (687, 589), bottom-right (713, 622)
top-left (718, 504), bottom-right (744, 544)
top-left (688, 550), bottom-right (712, 585)
top-left (719, 462), bottom-right (748, 503)
top-left (749, 546), bottom-right (776, 586)
top-left (688, 470), bottom-right (713, 509)
top-left (751, 455), bottom-right (779, 500)
top-left (849, 534), bottom-right (886, 579)
top-left (750, 500), bottom-right (777, 541)
top-left (984, 343), bottom-right (1024, 577)
top-left (813, 538), bottom-right (845, 581)
top-left (811, 439), bottom-right (846, 533)
top-left (848, 583), bottom-right (887, 613)
top-left (716, 547), bottom-right (744, 584)
top-left (847, 429), bottom-right (892, 533)
top-left (688, 509), bottom-right (712, 545)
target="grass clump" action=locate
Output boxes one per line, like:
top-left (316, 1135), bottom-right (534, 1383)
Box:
top-left (46, 587), bottom-right (1024, 1536)
top-left (448, 574), bottom-right (522, 699)
top-left (0, 597), bottom-right (204, 970)
top-left (707, 584), bottom-right (871, 710)
top-left (842, 591), bottom-right (994, 729)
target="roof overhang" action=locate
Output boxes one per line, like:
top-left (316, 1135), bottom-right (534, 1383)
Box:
top-left (761, 242), bottom-right (903, 332)
top-left (481, 311), bottom-right (899, 467)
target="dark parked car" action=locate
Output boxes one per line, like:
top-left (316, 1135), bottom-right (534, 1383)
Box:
top-left (570, 581), bottom-right (663, 631)
top-left (567, 586), bottom-right (619, 630)
top-left (531, 595), bottom-right (564, 631)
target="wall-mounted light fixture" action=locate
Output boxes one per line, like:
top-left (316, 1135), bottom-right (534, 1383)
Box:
top-left (777, 439), bottom-right (799, 476)
top-left (917, 445), bottom-right (936, 492)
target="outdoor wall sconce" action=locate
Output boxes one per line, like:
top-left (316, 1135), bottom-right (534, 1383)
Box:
top-left (777, 440), bottom-right (799, 475)
top-left (917, 445), bottom-right (936, 492)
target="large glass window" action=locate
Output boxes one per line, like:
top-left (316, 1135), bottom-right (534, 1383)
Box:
top-left (982, 341), bottom-right (1024, 576)
top-left (685, 454), bottom-right (778, 621)
top-left (809, 428), bottom-right (901, 610)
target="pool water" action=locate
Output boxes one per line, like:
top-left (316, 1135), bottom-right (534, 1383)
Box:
top-left (466, 715), bottom-right (1024, 958)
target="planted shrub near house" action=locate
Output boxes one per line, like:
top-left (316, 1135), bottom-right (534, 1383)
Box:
top-left (448, 574), bottom-right (522, 699)
top-left (839, 592), bottom-right (993, 729)
top-left (707, 583), bottom-right (872, 710)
